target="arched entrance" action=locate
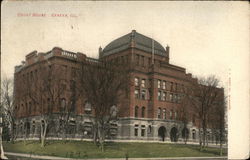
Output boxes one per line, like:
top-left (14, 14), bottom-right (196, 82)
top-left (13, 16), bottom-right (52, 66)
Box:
top-left (170, 127), bottom-right (178, 142)
top-left (182, 128), bottom-right (189, 143)
top-left (158, 126), bottom-right (166, 141)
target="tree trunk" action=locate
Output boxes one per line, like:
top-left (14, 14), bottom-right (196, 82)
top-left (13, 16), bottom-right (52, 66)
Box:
top-left (41, 135), bottom-right (45, 147)
top-left (97, 123), bottom-right (105, 152)
top-left (202, 125), bottom-right (206, 148)
top-left (199, 129), bottom-right (202, 151)
top-left (10, 122), bottom-right (15, 144)
top-left (40, 122), bottom-right (47, 147)
top-left (220, 142), bottom-right (223, 156)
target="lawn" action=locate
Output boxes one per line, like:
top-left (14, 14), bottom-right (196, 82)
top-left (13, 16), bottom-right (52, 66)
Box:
top-left (3, 141), bottom-right (227, 159)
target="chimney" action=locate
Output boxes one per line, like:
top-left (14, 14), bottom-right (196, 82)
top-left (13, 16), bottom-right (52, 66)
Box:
top-left (166, 45), bottom-right (170, 63)
top-left (98, 46), bottom-right (103, 59)
top-left (130, 30), bottom-right (136, 48)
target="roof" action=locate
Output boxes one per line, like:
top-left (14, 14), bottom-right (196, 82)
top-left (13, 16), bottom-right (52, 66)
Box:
top-left (102, 30), bottom-right (166, 56)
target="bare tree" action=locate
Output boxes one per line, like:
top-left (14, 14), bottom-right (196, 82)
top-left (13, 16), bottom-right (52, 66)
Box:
top-left (188, 75), bottom-right (223, 150)
top-left (178, 92), bottom-right (191, 144)
top-left (26, 63), bottom-right (65, 147)
top-left (1, 77), bottom-right (16, 143)
top-left (210, 95), bottom-right (226, 155)
top-left (78, 58), bottom-right (130, 151)
top-left (57, 77), bottom-right (81, 141)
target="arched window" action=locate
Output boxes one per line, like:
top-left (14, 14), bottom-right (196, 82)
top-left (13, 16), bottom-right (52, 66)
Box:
top-left (61, 98), bottom-right (66, 109)
top-left (84, 101), bottom-right (92, 114)
top-left (163, 109), bottom-right (166, 119)
top-left (135, 106), bottom-right (139, 117)
top-left (141, 106), bottom-right (145, 118)
top-left (157, 108), bottom-right (161, 119)
top-left (110, 105), bottom-right (117, 118)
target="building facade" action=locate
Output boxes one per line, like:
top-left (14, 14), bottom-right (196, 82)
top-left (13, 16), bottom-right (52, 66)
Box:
top-left (13, 30), bottom-right (223, 143)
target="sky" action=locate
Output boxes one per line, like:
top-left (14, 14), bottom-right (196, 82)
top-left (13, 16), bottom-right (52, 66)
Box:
top-left (1, 1), bottom-right (249, 158)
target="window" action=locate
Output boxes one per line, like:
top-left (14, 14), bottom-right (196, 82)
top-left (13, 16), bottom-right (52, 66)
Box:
top-left (62, 65), bottom-right (67, 75)
top-left (141, 106), bottom-right (145, 118)
top-left (25, 102), bottom-right (28, 114)
top-left (61, 98), bottom-right (66, 109)
top-left (177, 95), bottom-right (181, 103)
top-left (158, 91), bottom-right (161, 100)
top-left (135, 89), bottom-right (140, 99)
top-left (170, 82), bottom-right (173, 91)
top-left (148, 125), bottom-right (152, 134)
top-left (141, 79), bottom-right (146, 88)
top-left (134, 125), bottom-right (139, 136)
top-left (157, 108), bottom-right (161, 119)
top-left (71, 67), bottom-right (77, 77)
top-left (163, 81), bottom-right (166, 89)
top-left (148, 90), bottom-right (151, 100)
top-left (32, 121), bottom-right (35, 134)
top-left (135, 106), bottom-right (139, 117)
top-left (110, 105), bottom-right (117, 118)
top-left (181, 84), bottom-right (185, 92)
top-left (29, 102), bottom-right (32, 114)
top-left (121, 56), bottom-right (124, 63)
top-left (162, 92), bottom-right (166, 101)
top-left (163, 109), bottom-right (166, 119)
top-left (173, 94), bottom-right (177, 103)
top-left (141, 90), bottom-right (146, 100)
top-left (141, 125), bottom-right (145, 137)
top-left (192, 114), bottom-right (195, 124)
top-left (30, 71), bottom-right (33, 79)
top-left (141, 56), bottom-right (145, 66)
top-left (70, 80), bottom-right (76, 90)
top-left (135, 77), bottom-right (139, 86)
top-left (175, 83), bottom-right (178, 91)
top-left (47, 98), bottom-right (51, 112)
top-left (170, 110), bottom-right (173, 119)
top-left (170, 93), bottom-right (173, 102)
top-left (175, 111), bottom-right (177, 119)
top-left (135, 55), bottom-right (139, 65)
top-left (158, 80), bottom-right (161, 89)
top-left (84, 101), bottom-right (92, 113)
top-left (33, 102), bottom-right (36, 112)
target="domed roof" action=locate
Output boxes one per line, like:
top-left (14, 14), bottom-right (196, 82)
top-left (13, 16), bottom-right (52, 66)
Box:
top-left (102, 30), bottom-right (166, 56)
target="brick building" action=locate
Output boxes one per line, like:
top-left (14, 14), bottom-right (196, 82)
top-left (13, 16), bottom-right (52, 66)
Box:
top-left (13, 30), bottom-right (223, 143)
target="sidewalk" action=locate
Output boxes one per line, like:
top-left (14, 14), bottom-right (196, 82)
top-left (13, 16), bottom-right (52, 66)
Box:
top-left (5, 152), bottom-right (227, 160)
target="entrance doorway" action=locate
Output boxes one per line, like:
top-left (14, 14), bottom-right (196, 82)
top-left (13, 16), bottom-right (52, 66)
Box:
top-left (170, 127), bottom-right (178, 142)
top-left (158, 126), bottom-right (166, 141)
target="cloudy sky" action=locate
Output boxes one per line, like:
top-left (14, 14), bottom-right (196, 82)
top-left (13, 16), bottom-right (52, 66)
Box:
top-left (1, 1), bottom-right (249, 158)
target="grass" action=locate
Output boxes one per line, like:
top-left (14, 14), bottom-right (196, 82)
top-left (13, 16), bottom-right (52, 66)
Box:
top-left (3, 140), bottom-right (227, 159)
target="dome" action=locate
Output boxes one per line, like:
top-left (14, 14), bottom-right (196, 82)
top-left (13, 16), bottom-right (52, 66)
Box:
top-left (102, 30), bottom-right (166, 56)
